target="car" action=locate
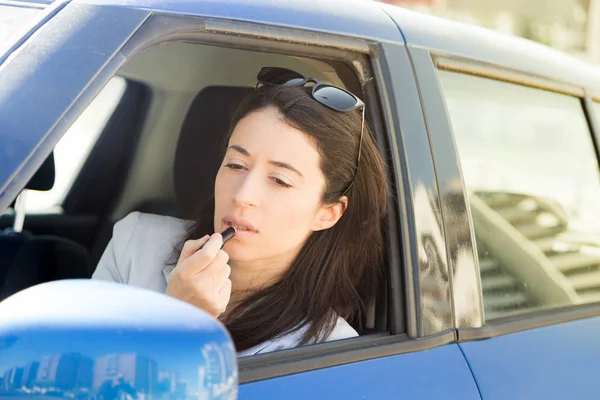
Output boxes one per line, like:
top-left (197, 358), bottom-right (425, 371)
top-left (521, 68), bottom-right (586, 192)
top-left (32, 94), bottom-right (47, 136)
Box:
top-left (1, 0), bottom-right (600, 398)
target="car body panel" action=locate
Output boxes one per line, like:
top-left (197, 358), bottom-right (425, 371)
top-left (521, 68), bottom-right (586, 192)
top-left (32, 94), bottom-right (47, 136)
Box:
top-left (459, 317), bottom-right (600, 398)
top-left (405, 45), bottom-right (483, 330)
top-left (239, 344), bottom-right (480, 400)
top-left (0, 0), bottom-right (68, 63)
top-left (377, 41), bottom-right (455, 336)
top-left (392, 6), bottom-right (600, 400)
top-left (75, 0), bottom-right (403, 43)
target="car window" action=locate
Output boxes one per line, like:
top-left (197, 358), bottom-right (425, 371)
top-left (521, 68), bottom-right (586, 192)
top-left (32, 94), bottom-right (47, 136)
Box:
top-left (25, 77), bottom-right (127, 213)
top-left (438, 70), bottom-right (600, 320)
top-left (0, 5), bottom-right (40, 51)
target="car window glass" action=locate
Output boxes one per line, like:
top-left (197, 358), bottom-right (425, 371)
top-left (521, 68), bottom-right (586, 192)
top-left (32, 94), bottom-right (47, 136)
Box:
top-left (26, 77), bottom-right (127, 213)
top-left (0, 6), bottom-right (40, 51)
top-left (439, 70), bottom-right (600, 320)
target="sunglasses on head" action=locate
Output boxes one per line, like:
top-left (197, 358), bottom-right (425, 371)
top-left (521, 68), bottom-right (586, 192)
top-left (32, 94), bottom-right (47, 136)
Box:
top-left (256, 67), bottom-right (365, 195)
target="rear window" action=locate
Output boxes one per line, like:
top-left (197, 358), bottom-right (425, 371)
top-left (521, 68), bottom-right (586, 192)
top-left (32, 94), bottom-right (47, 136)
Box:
top-left (439, 70), bottom-right (600, 320)
top-left (0, 5), bottom-right (40, 52)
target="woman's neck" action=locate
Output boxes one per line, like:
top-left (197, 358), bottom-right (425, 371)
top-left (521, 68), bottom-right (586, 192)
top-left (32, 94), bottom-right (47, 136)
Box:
top-left (220, 260), bottom-right (285, 322)
top-left (228, 258), bottom-right (286, 305)
top-left (222, 246), bottom-right (302, 320)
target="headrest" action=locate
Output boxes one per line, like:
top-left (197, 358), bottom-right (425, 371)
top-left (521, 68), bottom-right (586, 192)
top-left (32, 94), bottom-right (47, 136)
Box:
top-left (27, 152), bottom-right (55, 191)
top-left (7, 153), bottom-right (55, 210)
top-left (174, 86), bottom-right (251, 218)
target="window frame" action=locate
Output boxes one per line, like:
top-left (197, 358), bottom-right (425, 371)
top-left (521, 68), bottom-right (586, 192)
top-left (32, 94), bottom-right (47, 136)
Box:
top-left (416, 48), bottom-right (600, 341)
top-left (585, 97), bottom-right (600, 162)
top-left (117, 13), bottom-right (423, 384)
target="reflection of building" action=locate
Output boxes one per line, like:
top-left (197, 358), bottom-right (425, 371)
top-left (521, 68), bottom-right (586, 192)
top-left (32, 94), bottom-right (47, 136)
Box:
top-left (37, 353), bottom-right (94, 390)
top-left (158, 370), bottom-right (188, 398)
top-left (21, 361), bottom-right (39, 389)
top-left (94, 353), bottom-right (158, 395)
top-left (222, 344), bottom-right (236, 380)
top-left (197, 366), bottom-right (208, 400)
top-left (159, 370), bottom-right (179, 393)
top-left (200, 342), bottom-right (237, 399)
top-left (201, 343), bottom-right (227, 387)
top-left (176, 380), bottom-right (188, 398)
top-left (3, 367), bottom-right (23, 390)
top-left (472, 191), bottom-right (586, 318)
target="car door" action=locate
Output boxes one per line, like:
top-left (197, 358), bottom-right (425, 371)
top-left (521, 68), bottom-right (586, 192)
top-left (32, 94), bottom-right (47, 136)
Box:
top-left (0, 1), bottom-right (481, 398)
top-left (448, 76), bottom-right (600, 399)
top-left (406, 21), bottom-right (600, 398)
top-left (236, 37), bottom-right (480, 398)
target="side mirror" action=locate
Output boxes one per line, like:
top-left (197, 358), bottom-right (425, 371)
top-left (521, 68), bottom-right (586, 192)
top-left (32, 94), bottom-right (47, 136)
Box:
top-left (0, 280), bottom-right (238, 399)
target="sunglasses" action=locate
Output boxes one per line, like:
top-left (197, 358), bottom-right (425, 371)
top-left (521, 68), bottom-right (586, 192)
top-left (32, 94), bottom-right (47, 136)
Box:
top-left (256, 67), bottom-right (365, 195)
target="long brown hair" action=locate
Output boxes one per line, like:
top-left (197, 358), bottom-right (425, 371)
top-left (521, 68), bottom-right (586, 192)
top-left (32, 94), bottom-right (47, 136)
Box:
top-left (178, 84), bottom-right (387, 351)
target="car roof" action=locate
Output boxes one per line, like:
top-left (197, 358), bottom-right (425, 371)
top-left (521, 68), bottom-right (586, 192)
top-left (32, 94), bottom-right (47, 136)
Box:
top-left (73, 0), bottom-right (600, 95)
top-left (382, 4), bottom-right (600, 95)
top-left (75, 0), bottom-right (403, 42)
top-left (4, 0), bottom-right (54, 7)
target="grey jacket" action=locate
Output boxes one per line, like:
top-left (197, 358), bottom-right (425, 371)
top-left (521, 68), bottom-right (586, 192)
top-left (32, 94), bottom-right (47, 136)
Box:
top-left (92, 212), bottom-right (358, 356)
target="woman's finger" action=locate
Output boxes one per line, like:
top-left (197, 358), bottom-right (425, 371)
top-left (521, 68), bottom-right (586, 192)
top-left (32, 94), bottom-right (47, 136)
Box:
top-left (190, 233), bottom-right (223, 263)
top-left (178, 233), bottom-right (224, 276)
top-left (211, 263), bottom-right (232, 286)
top-left (218, 278), bottom-right (233, 304)
top-left (199, 250), bottom-right (230, 278)
top-left (178, 235), bottom-right (210, 263)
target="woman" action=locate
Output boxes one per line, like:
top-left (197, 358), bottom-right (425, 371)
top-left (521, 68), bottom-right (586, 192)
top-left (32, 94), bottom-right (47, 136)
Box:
top-left (93, 67), bottom-right (388, 356)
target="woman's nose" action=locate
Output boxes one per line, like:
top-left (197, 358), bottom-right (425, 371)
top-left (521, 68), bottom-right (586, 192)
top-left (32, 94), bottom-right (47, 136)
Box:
top-left (233, 174), bottom-right (261, 208)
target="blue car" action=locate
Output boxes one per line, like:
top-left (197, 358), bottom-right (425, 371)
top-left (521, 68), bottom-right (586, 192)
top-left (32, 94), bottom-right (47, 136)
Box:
top-left (1, 0), bottom-right (600, 398)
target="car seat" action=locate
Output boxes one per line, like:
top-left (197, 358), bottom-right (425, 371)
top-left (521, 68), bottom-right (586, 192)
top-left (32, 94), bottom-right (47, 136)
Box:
top-left (0, 153), bottom-right (93, 300)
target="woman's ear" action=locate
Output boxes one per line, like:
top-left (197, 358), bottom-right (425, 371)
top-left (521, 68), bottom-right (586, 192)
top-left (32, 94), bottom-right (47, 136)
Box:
top-left (312, 196), bottom-right (348, 232)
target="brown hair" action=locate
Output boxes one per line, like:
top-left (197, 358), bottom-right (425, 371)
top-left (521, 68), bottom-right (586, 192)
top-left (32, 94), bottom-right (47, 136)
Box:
top-left (179, 84), bottom-right (387, 351)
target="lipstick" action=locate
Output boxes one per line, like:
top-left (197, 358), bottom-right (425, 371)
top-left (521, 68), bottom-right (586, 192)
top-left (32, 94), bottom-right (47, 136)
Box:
top-left (197, 226), bottom-right (236, 252)
top-left (220, 226), bottom-right (236, 247)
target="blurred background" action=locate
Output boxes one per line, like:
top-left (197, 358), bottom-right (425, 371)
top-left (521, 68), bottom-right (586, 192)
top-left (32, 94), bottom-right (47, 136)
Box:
top-left (379, 0), bottom-right (600, 64)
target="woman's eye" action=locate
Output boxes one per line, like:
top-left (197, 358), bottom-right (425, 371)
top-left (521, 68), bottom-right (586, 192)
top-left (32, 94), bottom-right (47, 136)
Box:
top-left (272, 177), bottom-right (292, 188)
top-left (225, 163), bottom-right (245, 171)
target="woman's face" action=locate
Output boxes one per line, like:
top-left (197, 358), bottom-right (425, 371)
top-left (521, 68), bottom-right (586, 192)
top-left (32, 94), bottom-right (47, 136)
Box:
top-left (214, 107), bottom-right (341, 266)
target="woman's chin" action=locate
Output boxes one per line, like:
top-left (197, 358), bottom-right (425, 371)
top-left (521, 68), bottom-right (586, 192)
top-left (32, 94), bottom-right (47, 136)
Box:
top-left (222, 242), bottom-right (256, 262)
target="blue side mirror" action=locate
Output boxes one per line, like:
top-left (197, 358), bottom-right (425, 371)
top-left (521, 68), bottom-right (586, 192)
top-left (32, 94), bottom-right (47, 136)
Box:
top-left (0, 280), bottom-right (238, 399)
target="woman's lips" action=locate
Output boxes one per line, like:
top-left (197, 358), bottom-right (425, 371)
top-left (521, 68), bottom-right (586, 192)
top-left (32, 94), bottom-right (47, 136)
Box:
top-left (222, 220), bottom-right (257, 236)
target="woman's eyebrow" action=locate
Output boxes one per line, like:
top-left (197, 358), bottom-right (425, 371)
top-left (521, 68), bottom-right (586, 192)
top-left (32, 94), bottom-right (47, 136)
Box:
top-left (228, 145), bottom-right (304, 178)
top-left (229, 145), bottom-right (251, 156)
top-left (269, 161), bottom-right (304, 178)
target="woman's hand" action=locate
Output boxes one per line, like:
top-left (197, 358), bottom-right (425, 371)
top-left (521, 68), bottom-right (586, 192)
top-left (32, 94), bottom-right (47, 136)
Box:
top-left (166, 233), bottom-right (232, 318)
